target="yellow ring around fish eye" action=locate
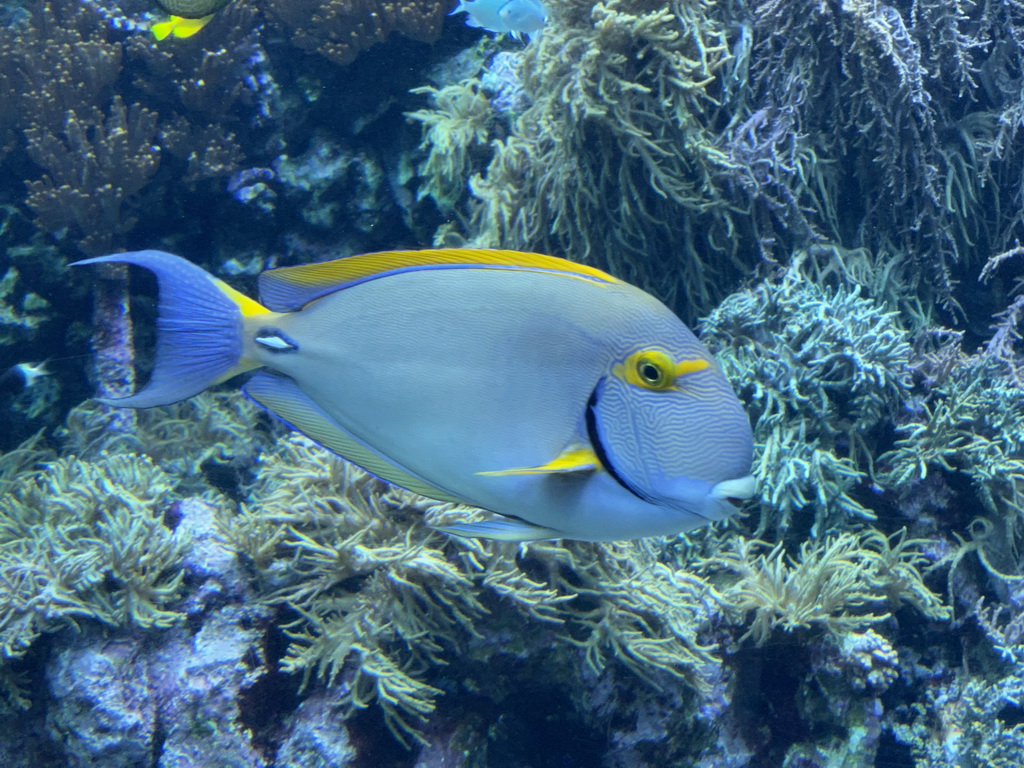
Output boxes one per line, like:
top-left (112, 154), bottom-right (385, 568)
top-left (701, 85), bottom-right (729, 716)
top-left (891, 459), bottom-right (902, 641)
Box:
top-left (620, 349), bottom-right (675, 390)
top-left (636, 351), bottom-right (671, 388)
top-left (614, 349), bottom-right (712, 390)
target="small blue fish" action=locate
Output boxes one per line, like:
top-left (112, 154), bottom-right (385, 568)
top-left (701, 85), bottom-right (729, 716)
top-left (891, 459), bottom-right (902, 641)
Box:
top-left (0, 362), bottom-right (48, 395)
top-left (451, 0), bottom-right (548, 41)
top-left (74, 249), bottom-right (754, 542)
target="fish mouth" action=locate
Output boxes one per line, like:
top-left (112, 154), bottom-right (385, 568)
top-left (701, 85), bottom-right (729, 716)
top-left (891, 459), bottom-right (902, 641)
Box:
top-left (711, 475), bottom-right (757, 507)
top-left (586, 380), bottom-right (757, 519)
top-left (585, 382), bottom-right (652, 503)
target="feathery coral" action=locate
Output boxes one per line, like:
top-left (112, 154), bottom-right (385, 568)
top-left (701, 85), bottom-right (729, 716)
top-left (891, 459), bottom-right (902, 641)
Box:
top-left (221, 434), bottom-right (737, 744)
top-left (699, 530), bottom-right (949, 646)
top-left (0, 447), bottom-right (187, 659)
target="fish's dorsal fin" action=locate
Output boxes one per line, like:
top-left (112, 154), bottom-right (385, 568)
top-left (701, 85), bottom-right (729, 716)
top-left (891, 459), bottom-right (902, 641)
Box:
top-left (243, 372), bottom-right (464, 505)
top-left (257, 248), bottom-right (620, 311)
top-left (477, 444), bottom-right (600, 476)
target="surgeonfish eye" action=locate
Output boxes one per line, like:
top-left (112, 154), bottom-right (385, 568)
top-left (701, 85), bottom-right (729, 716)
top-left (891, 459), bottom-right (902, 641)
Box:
top-left (636, 351), bottom-right (672, 388)
top-left (615, 348), bottom-right (711, 391)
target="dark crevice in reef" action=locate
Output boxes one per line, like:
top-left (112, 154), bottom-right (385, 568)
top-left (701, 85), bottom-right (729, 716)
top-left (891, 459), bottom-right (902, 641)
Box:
top-left (237, 620), bottom-right (303, 763)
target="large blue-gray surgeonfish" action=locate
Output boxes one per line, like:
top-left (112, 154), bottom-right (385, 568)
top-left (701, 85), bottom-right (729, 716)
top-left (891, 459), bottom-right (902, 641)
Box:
top-left (74, 249), bottom-right (755, 542)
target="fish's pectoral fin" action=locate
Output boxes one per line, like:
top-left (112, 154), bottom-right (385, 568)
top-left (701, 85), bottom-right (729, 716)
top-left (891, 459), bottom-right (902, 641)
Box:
top-left (435, 517), bottom-right (564, 542)
top-left (477, 444), bottom-right (599, 476)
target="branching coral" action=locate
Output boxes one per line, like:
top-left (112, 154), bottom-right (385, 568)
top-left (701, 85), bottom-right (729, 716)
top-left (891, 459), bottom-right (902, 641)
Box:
top-left (125, 3), bottom-right (266, 184)
top-left (126, 3), bottom-right (261, 122)
top-left (407, 80), bottom-right (496, 213)
top-left (877, 344), bottom-right (1024, 594)
top-left (0, 0), bottom-right (122, 150)
top-left (743, 0), bottom-right (1002, 308)
top-left (0, 0), bottom-right (270, 250)
top-left (0, 447), bottom-right (187, 659)
top-left (61, 391), bottom-right (268, 499)
top-left (408, 0), bottom-right (1024, 321)
top-left (699, 249), bottom-right (913, 535)
top-left (0, 1), bottom-right (162, 256)
top-left (889, 670), bottom-right (1024, 768)
top-left (884, 581), bottom-right (1024, 765)
top-left (221, 434), bottom-right (498, 744)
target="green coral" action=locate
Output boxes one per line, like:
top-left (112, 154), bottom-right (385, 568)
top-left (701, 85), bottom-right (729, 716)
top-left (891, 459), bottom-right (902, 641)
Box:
top-left (221, 435), bottom-right (735, 745)
top-left (698, 530), bottom-right (949, 646)
top-left (699, 250), bottom-right (913, 535)
top-left (0, 444), bottom-right (187, 660)
top-left (407, 79), bottom-right (496, 214)
top-left (418, 0), bottom-right (746, 317)
top-left (61, 391), bottom-right (267, 499)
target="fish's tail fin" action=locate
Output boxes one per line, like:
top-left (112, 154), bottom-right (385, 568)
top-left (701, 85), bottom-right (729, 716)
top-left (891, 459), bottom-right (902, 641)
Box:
top-left (73, 250), bottom-right (268, 408)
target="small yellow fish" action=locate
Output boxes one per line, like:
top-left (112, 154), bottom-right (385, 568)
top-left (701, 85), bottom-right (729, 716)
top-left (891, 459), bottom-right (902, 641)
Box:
top-left (151, 0), bottom-right (230, 40)
top-left (151, 14), bottom-right (215, 40)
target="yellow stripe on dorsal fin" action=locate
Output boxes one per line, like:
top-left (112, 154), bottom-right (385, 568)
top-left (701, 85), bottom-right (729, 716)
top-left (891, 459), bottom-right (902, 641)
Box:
top-left (257, 248), bottom-right (620, 312)
top-left (477, 445), bottom-right (600, 476)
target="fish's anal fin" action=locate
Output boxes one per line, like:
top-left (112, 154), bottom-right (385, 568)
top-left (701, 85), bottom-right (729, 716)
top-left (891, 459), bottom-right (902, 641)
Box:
top-left (435, 517), bottom-right (564, 542)
top-left (477, 444), bottom-right (599, 476)
top-left (243, 372), bottom-right (463, 505)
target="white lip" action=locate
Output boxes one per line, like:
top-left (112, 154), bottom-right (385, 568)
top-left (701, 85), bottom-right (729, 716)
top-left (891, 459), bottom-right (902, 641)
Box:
top-left (711, 475), bottom-right (757, 502)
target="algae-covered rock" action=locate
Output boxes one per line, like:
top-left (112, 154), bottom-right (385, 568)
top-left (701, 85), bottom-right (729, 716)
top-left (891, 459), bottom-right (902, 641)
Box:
top-left (276, 693), bottom-right (356, 768)
top-left (26, 498), bottom-right (275, 768)
top-left (149, 605), bottom-right (271, 768)
top-left (46, 631), bottom-right (156, 768)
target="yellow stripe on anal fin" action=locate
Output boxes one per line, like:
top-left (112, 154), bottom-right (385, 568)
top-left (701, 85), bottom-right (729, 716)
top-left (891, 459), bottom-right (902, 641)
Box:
top-left (478, 445), bottom-right (600, 476)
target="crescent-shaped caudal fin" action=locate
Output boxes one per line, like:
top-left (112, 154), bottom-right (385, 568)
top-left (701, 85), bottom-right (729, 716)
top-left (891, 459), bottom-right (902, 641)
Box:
top-left (72, 250), bottom-right (267, 408)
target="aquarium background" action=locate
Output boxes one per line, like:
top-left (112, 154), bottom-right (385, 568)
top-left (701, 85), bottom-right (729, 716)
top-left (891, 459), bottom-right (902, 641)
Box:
top-left (2, 0), bottom-right (1024, 766)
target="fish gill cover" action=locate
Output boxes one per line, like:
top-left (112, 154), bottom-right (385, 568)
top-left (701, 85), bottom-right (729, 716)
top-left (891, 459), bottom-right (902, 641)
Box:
top-left (0, 0), bottom-right (1023, 765)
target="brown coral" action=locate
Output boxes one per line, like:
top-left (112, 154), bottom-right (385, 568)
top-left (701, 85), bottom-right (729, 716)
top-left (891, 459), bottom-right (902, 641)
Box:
top-left (259, 0), bottom-right (454, 65)
top-left (0, 0), bottom-right (121, 153)
top-left (24, 97), bottom-right (160, 256)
